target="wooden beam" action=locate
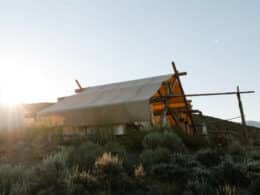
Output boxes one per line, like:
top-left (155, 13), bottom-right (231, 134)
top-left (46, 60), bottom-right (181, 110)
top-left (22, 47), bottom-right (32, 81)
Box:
top-left (75, 88), bottom-right (84, 93)
top-left (172, 61), bottom-right (178, 74)
top-left (75, 80), bottom-right (83, 89)
top-left (153, 109), bottom-right (201, 116)
top-left (150, 90), bottom-right (255, 102)
top-left (183, 91), bottom-right (255, 97)
top-left (175, 72), bottom-right (187, 76)
top-left (75, 80), bottom-right (84, 93)
top-left (150, 97), bottom-right (192, 104)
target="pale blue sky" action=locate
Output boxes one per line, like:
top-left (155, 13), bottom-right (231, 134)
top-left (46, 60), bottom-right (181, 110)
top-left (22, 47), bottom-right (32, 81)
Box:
top-left (0, 0), bottom-right (259, 121)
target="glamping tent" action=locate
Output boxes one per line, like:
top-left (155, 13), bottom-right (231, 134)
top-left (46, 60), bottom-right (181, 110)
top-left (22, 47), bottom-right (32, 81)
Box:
top-left (39, 64), bottom-right (196, 134)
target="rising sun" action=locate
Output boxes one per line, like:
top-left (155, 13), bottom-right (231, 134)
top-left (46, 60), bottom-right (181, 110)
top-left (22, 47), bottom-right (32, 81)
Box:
top-left (0, 62), bottom-right (24, 107)
top-left (0, 89), bottom-right (22, 107)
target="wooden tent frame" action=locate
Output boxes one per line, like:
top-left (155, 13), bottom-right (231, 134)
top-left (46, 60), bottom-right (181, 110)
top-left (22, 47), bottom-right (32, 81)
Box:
top-left (149, 62), bottom-right (196, 135)
top-left (149, 62), bottom-right (255, 136)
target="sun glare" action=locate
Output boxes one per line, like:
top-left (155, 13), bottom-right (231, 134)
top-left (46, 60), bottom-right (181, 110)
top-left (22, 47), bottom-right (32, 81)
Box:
top-left (0, 66), bottom-right (24, 107)
top-left (0, 90), bottom-right (22, 108)
top-left (0, 61), bottom-right (37, 107)
top-left (0, 51), bottom-right (59, 107)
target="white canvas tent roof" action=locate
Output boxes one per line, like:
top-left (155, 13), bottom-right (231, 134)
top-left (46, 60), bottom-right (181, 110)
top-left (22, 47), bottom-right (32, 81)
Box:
top-left (39, 74), bottom-right (172, 126)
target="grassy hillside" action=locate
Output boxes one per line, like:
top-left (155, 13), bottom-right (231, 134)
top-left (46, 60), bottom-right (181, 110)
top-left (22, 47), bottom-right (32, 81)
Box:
top-left (0, 115), bottom-right (259, 194)
top-left (0, 114), bottom-right (259, 165)
top-left (0, 124), bottom-right (259, 194)
top-left (193, 115), bottom-right (260, 146)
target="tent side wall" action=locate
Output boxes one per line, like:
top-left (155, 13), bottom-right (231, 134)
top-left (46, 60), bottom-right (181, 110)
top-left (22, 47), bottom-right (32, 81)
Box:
top-left (39, 99), bottom-right (151, 127)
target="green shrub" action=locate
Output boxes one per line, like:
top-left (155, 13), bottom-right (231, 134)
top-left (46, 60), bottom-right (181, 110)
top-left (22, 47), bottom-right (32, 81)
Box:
top-left (142, 131), bottom-right (186, 152)
top-left (88, 128), bottom-right (115, 145)
top-left (43, 146), bottom-right (72, 167)
top-left (67, 166), bottom-right (99, 195)
top-left (0, 165), bottom-right (28, 195)
top-left (227, 141), bottom-right (245, 156)
top-left (173, 127), bottom-right (209, 151)
top-left (211, 160), bottom-right (250, 187)
top-left (249, 177), bottom-right (260, 195)
top-left (191, 167), bottom-right (211, 181)
top-left (9, 157), bottom-right (69, 195)
top-left (248, 150), bottom-right (260, 161)
top-left (153, 153), bottom-right (195, 180)
top-left (150, 163), bottom-right (178, 181)
top-left (140, 147), bottom-right (170, 168)
top-left (67, 142), bottom-right (104, 170)
top-left (10, 181), bottom-right (31, 195)
top-left (216, 185), bottom-right (239, 195)
top-left (151, 153), bottom-right (211, 185)
top-left (244, 160), bottom-right (260, 180)
top-left (142, 132), bottom-right (163, 150)
top-left (8, 168), bottom-right (38, 195)
top-left (162, 131), bottom-right (187, 152)
top-left (94, 152), bottom-right (138, 194)
top-left (195, 148), bottom-right (223, 167)
top-left (103, 142), bottom-right (126, 158)
top-left (29, 159), bottom-right (69, 195)
top-left (150, 153), bottom-right (194, 190)
top-left (117, 128), bottom-right (148, 152)
top-left (184, 179), bottom-right (215, 195)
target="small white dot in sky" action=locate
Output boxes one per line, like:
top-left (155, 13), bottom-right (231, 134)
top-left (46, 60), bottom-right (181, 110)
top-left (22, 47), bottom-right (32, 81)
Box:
top-left (214, 39), bottom-right (220, 44)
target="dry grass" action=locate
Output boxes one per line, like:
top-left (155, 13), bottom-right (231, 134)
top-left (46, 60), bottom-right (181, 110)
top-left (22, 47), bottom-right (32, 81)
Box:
top-left (134, 164), bottom-right (145, 177)
top-left (216, 185), bottom-right (238, 195)
top-left (95, 152), bottom-right (122, 168)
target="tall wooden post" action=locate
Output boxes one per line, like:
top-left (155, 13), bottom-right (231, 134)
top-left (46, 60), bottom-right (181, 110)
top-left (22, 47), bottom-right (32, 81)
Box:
top-left (236, 86), bottom-right (248, 143)
top-left (171, 61), bottom-right (196, 134)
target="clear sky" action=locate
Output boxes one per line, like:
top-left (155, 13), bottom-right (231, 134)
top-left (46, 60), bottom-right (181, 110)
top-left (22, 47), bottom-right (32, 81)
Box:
top-left (0, 0), bottom-right (259, 121)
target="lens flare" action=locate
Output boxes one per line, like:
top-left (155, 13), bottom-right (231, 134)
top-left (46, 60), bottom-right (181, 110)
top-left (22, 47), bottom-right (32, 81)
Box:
top-left (0, 89), bottom-right (22, 108)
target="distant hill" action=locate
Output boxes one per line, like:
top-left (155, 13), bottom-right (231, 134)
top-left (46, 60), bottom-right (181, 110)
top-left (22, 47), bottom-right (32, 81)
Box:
top-left (247, 121), bottom-right (260, 128)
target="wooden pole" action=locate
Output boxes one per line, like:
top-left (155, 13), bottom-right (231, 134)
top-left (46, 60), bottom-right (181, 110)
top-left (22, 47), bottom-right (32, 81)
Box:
top-left (171, 61), bottom-right (196, 134)
top-left (75, 80), bottom-right (84, 93)
top-left (236, 86), bottom-right (248, 143)
top-left (150, 90), bottom-right (255, 103)
top-left (75, 80), bottom-right (83, 90)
